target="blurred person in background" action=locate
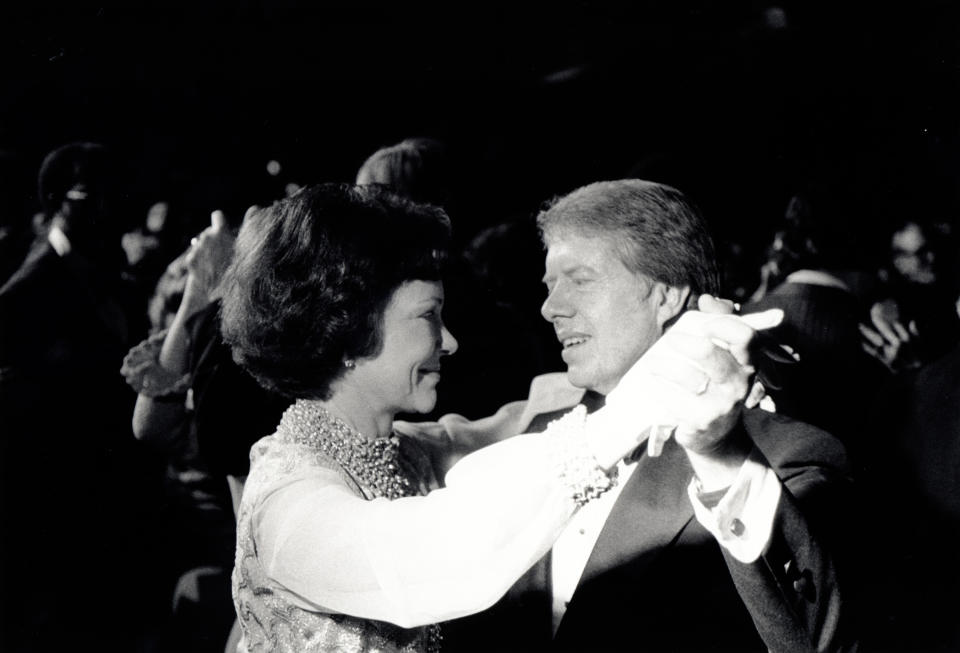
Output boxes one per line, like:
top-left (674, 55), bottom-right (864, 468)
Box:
top-left (0, 149), bottom-right (36, 286)
top-left (855, 216), bottom-right (960, 651)
top-left (122, 200), bottom-right (192, 324)
top-left (122, 206), bottom-right (288, 652)
top-left (743, 190), bottom-right (887, 461)
top-left (356, 137), bottom-right (451, 208)
top-left (0, 141), bottom-right (163, 651)
top-left (859, 337), bottom-right (960, 652)
top-left (860, 217), bottom-right (960, 373)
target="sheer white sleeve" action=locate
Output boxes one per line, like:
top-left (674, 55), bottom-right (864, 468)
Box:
top-left (252, 430), bottom-right (581, 628)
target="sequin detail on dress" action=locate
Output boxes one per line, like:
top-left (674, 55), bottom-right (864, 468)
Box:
top-left (233, 400), bottom-right (442, 652)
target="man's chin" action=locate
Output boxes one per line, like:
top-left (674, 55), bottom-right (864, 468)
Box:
top-left (565, 367), bottom-right (593, 390)
top-left (566, 367), bottom-right (619, 395)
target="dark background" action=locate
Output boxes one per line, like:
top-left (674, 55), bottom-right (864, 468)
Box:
top-left (2, 6), bottom-right (958, 650)
top-left (2, 0), bottom-right (959, 265)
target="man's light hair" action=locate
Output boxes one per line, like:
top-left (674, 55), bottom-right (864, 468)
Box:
top-left (537, 179), bottom-right (720, 296)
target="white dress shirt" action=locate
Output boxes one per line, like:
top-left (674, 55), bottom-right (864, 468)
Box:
top-left (48, 223), bottom-right (72, 256)
top-left (551, 457), bottom-right (640, 633)
top-left (549, 444), bottom-right (782, 631)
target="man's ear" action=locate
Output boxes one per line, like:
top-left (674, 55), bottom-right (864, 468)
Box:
top-left (654, 283), bottom-right (691, 330)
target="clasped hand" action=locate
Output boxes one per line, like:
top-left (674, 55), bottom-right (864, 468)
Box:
top-left (599, 296), bottom-right (783, 464)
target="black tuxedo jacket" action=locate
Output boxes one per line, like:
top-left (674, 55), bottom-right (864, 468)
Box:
top-left (446, 404), bottom-right (856, 653)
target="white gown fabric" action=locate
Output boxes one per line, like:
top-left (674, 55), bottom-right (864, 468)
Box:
top-left (232, 402), bottom-right (587, 652)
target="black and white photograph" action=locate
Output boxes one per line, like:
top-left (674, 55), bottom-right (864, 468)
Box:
top-left (1, 2), bottom-right (958, 651)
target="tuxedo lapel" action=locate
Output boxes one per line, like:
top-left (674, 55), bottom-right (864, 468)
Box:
top-left (576, 437), bottom-right (696, 587)
top-left (524, 396), bottom-right (703, 648)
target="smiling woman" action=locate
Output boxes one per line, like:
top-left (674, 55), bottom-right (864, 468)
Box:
top-left (220, 184), bottom-right (452, 405)
top-left (218, 183), bottom-right (712, 652)
top-left (340, 279), bottom-right (457, 420)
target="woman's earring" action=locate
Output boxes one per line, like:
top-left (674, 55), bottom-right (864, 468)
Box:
top-left (344, 359), bottom-right (355, 369)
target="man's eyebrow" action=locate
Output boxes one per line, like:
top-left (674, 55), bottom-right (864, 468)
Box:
top-left (542, 265), bottom-right (596, 285)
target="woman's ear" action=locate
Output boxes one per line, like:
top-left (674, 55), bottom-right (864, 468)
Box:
top-left (654, 283), bottom-right (691, 330)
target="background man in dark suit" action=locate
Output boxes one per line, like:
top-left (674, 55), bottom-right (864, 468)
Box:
top-left (0, 142), bottom-right (162, 651)
top-left (442, 179), bottom-right (856, 652)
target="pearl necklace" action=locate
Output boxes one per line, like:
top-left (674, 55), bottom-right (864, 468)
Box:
top-left (279, 399), bottom-right (416, 499)
top-left (279, 399), bottom-right (443, 650)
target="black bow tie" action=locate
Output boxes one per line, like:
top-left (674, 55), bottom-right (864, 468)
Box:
top-left (580, 390), bottom-right (606, 414)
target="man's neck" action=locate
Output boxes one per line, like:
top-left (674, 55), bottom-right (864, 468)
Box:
top-left (579, 389), bottom-right (606, 414)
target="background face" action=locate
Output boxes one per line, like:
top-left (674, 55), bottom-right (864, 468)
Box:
top-left (891, 222), bottom-right (937, 285)
top-left (541, 231), bottom-right (664, 395)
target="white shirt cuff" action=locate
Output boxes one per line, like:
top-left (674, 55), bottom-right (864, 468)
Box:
top-left (687, 448), bottom-right (782, 563)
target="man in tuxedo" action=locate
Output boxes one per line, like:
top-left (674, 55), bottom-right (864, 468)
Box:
top-left (440, 179), bottom-right (856, 652)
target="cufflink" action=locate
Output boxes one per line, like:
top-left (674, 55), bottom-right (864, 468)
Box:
top-left (792, 570), bottom-right (816, 601)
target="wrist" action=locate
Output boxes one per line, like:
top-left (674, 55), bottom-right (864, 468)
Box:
top-left (584, 405), bottom-right (634, 470)
top-left (684, 426), bottom-right (752, 492)
top-left (122, 332), bottom-right (192, 398)
top-left (548, 405), bottom-right (620, 506)
top-left (180, 277), bottom-right (213, 314)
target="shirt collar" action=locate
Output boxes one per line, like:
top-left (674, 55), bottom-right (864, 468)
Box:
top-left (47, 224), bottom-right (72, 257)
top-left (784, 269), bottom-right (850, 291)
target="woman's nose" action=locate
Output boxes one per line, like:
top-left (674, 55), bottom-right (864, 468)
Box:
top-left (440, 325), bottom-right (458, 356)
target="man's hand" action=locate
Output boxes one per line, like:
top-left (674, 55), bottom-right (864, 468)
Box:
top-left (602, 295), bottom-right (782, 487)
top-left (655, 296), bottom-right (778, 452)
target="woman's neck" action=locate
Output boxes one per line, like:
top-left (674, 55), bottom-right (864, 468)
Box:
top-left (321, 392), bottom-right (393, 440)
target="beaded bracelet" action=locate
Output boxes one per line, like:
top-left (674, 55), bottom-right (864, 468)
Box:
top-left (548, 405), bottom-right (619, 507)
top-left (120, 330), bottom-right (192, 398)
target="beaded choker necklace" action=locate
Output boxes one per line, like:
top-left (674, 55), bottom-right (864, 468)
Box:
top-left (280, 399), bottom-right (416, 500)
top-left (279, 400), bottom-right (443, 651)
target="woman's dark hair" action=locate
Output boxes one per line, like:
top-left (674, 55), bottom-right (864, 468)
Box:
top-left (220, 183), bottom-right (451, 399)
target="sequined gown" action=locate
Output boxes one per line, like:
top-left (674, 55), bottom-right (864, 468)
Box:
top-left (232, 403), bottom-right (443, 652)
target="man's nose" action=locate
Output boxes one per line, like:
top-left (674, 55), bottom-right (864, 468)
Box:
top-left (541, 283), bottom-right (573, 322)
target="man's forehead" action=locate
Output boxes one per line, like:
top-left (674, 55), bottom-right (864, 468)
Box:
top-left (544, 228), bottom-right (621, 257)
top-left (544, 234), bottom-right (654, 285)
top-left (545, 229), bottom-right (641, 269)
